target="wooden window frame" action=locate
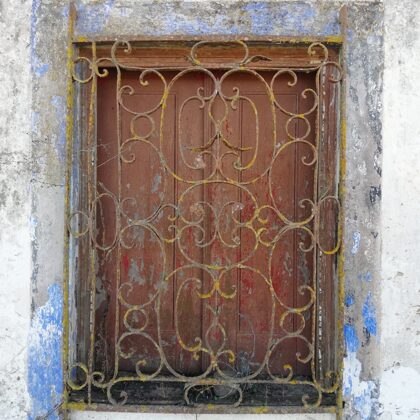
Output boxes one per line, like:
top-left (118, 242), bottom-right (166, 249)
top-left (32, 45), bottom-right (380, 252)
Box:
top-left (65, 37), bottom-right (344, 415)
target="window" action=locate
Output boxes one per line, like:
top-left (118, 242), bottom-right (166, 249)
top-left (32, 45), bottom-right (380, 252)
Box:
top-left (66, 39), bottom-right (342, 412)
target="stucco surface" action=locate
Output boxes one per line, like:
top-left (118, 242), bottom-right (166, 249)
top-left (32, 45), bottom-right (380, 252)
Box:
top-left (0, 0), bottom-right (32, 417)
top-left (0, 0), bottom-right (419, 419)
top-left (380, 0), bottom-right (420, 417)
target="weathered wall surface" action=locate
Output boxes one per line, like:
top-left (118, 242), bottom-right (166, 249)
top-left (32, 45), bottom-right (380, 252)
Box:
top-left (379, 0), bottom-right (420, 418)
top-left (0, 0), bottom-right (32, 417)
top-left (0, 0), bottom-right (419, 419)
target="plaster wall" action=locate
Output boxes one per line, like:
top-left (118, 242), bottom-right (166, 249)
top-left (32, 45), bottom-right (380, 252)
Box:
top-left (379, 0), bottom-right (420, 417)
top-left (0, 0), bottom-right (32, 417)
top-left (0, 0), bottom-right (419, 419)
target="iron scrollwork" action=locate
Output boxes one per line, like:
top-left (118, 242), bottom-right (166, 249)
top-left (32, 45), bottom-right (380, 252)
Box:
top-left (67, 40), bottom-right (342, 409)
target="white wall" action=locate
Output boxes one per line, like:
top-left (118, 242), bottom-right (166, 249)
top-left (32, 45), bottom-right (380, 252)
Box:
top-left (0, 0), bottom-right (32, 417)
top-left (380, 0), bottom-right (420, 418)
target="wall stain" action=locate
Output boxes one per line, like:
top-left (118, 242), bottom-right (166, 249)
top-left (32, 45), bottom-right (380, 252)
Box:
top-left (369, 185), bottom-right (381, 205)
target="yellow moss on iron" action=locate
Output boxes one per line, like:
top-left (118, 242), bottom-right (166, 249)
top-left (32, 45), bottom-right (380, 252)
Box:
top-left (66, 401), bottom-right (97, 411)
top-left (252, 406), bottom-right (269, 414)
top-left (62, 3), bottom-right (76, 413)
top-left (74, 36), bottom-right (89, 43)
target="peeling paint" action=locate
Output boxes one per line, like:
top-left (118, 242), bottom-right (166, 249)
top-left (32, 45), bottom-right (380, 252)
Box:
top-left (28, 283), bottom-right (63, 419)
top-left (344, 327), bottom-right (379, 420)
top-left (151, 174), bottom-right (162, 194)
top-left (351, 231), bottom-right (361, 255)
top-left (344, 353), bottom-right (378, 420)
top-left (75, 0), bottom-right (115, 35)
top-left (51, 95), bottom-right (67, 163)
top-left (345, 294), bottom-right (355, 307)
top-left (74, 1), bottom-right (342, 38)
top-left (344, 323), bottom-right (359, 353)
top-left (362, 292), bottom-right (377, 336)
top-left (128, 258), bottom-right (144, 285)
top-left (357, 271), bottom-right (372, 282)
top-left (30, 0), bottom-right (49, 77)
top-left (243, 2), bottom-right (316, 35)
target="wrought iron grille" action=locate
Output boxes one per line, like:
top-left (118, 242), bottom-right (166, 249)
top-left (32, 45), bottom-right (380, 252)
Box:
top-left (66, 39), bottom-right (343, 411)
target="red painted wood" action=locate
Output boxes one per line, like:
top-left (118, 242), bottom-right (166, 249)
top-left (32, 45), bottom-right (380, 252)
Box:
top-left (95, 68), bottom-right (317, 379)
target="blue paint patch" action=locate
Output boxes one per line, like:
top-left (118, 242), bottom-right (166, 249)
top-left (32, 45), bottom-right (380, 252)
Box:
top-left (28, 283), bottom-right (63, 419)
top-left (30, 0), bottom-right (50, 77)
top-left (158, 12), bottom-right (237, 36)
top-left (243, 2), bottom-right (318, 35)
top-left (76, 0), bottom-right (115, 35)
top-left (77, 1), bottom-right (341, 37)
top-left (351, 231), bottom-right (361, 255)
top-left (51, 95), bottom-right (67, 163)
top-left (344, 323), bottom-right (359, 353)
top-left (358, 272), bottom-right (373, 282)
top-left (346, 28), bottom-right (355, 43)
top-left (31, 111), bottom-right (40, 135)
top-left (34, 63), bottom-right (50, 78)
top-left (29, 215), bottom-right (38, 240)
top-left (155, 2), bottom-right (339, 36)
top-left (242, 3), bottom-right (275, 34)
top-left (344, 367), bottom-right (352, 397)
top-left (321, 20), bottom-right (340, 36)
top-left (362, 292), bottom-right (377, 336)
top-left (345, 294), bottom-right (355, 307)
top-left (61, 3), bottom-right (70, 20)
top-left (354, 382), bottom-right (377, 420)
